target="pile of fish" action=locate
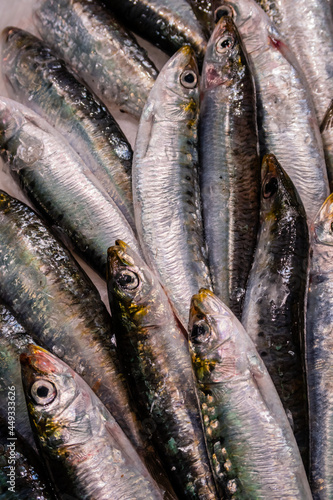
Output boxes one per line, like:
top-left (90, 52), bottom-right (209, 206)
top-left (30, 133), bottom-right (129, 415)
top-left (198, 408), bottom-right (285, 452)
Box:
top-left (0, 0), bottom-right (333, 498)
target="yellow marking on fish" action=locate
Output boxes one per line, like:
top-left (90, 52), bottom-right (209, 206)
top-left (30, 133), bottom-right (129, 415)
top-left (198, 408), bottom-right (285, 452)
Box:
top-left (192, 352), bottom-right (217, 380)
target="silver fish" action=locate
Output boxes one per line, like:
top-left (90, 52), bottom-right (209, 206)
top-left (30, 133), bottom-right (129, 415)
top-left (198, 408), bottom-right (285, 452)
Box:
top-left (21, 344), bottom-right (164, 500)
top-left (34, 0), bottom-right (158, 118)
top-left (199, 15), bottom-right (260, 319)
top-left (306, 193), bottom-right (333, 499)
top-left (133, 46), bottom-right (212, 329)
top-left (2, 27), bottom-right (135, 230)
top-left (189, 289), bottom-right (312, 499)
top-left (214, 0), bottom-right (329, 223)
top-left (0, 96), bottom-right (141, 279)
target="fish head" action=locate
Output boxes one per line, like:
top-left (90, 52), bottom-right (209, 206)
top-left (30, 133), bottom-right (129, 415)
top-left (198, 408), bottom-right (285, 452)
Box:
top-left (2, 27), bottom-right (52, 97)
top-left (107, 240), bottom-right (168, 329)
top-left (212, 0), bottom-right (270, 54)
top-left (0, 97), bottom-right (26, 148)
top-left (189, 289), bottom-right (240, 384)
top-left (201, 16), bottom-right (245, 91)
top-left (147, 46), bottom-right (199, 123)
top-left (20, 345), bottom-right (91, 454)
top-left (260, 154), bottom-right (306, 224)
top-left (312, 193), bottom-right (333, 246)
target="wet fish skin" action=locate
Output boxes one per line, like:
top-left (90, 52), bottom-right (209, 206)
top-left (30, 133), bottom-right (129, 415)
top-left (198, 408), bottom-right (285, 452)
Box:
top-left (253, 0), bottom-right (333, 127)
top-left (0, 419), bottom-right (55, 500)
top-left (107, 240), bottom-right (218, 500)
top-left (320, 101), bottom-right (333, 193)
top-left (34, 0), bottom-right (158, 118)
top-left (2, 27), bottom-right (135, 230)
top-left (101, 0), bottom-right (207, 60)
top-left (0, 96), bottom-right (141, 279)
top-left (214, 0), bottom-right (329, 223)
top-left (241, 154), bottom-right (309, 465)
top-left (189, 289), bottom-right (312, 499)
top-left (133, 46), bottom-right (212, 330)
top-left (0, 303), bottom-right (36, 451)
top-left (200, 16), bottom-right (260, 319)
top-left (21, 344), bottom-right (164, 500)
top-left (0, 190), bottom-right (143, 453)
top-left (186, 0), bottom-right (214, 37)
top-left (306, 193), bottom-right (333, 499)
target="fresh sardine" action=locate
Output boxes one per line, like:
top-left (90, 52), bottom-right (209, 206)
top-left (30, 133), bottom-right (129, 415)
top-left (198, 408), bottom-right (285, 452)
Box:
top-left (200, 16), bottom-right (260, 319)
top-left (242, 154), bottom-right (309, 465)
top-left (189, 289), bottom-right (312, 499)
top-left (107, 240), bottom-right (218, 500)
top-left (306, 192), bottom-right (333, 499)
top-left (133, 46), bottom-right (212, 330)
top-left (214, 0), bottom-right (329, 223)
top-left (2, 27), bottom-right (135, 229)
top-left (101, 0), bottom-right (207, 60)
top-left (34, 0), bottom-right (158, 118)
top-left (21, 345), bottom-right (164, 500)
top-left (0, 97), bottom-right (141, 279)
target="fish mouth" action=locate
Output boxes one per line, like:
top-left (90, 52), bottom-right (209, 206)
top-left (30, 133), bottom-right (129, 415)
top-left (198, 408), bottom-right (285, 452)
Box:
top-left (261, 153), bottom-right (279, 182)
top-left (107, 240), bottom-right (136, 270)
top-left (1, 26), bottom-right (19, 47)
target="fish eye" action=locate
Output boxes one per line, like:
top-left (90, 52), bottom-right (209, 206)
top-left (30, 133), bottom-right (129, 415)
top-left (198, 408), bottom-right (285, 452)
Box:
top-left (115, 269), bottom-right (140, 290)
top-left (216, 34), bottom-right (235, 54)
top-left (263, 175), bottom-right (278, 199)
top-left (191, 320), bottom-right (211, 344)
top-left (180, 69), bottom-right (198, 89)
top-left (214, 5), bottom-right (233, 22)
top-left (330, 221), bottom-right (333, 233)
top-left (31, 379), bottom-right (57, 406)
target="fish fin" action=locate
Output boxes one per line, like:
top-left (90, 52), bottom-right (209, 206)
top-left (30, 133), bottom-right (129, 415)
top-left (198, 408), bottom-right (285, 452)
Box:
top-left (321, 100), bottom-right (333, 132)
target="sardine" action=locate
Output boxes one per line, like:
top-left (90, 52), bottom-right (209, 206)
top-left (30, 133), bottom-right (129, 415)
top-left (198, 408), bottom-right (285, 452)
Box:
top-left (214, 0), bottom-right (329, 223)
top-left (252, 0), bottom-right (333, 128)
top-left (0, 302), bottom-right (36, 451)
top-left (2, 27), bottom-right (135, 230)
top-left (133, 46), bottom-right (212, 330)
top-left (101, 0), bottom-right (207, 60)
top-left (189, 289), bottom-right (312, 499)
top-left (306, 192), bottom-right (333, 498)
top-left (21, 344), bottom-right (164, 500)
top-left (0, 190), bottom-right (142, 452)
top-left (0, 97), bottom-right (141, 279)
top-left (107, 240), bottom-right (218, 500)
top-left (34, 0), bottom-right (158, 118)
top-left (242, 154), bottom-right (309, 465)
top-left (199, 16), bottom-right (260, 319)
top-left (0, 419), bottom-right (55, 499)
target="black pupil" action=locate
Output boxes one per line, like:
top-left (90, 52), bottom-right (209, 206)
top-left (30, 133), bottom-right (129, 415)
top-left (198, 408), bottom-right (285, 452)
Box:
top-left (37, 385), bottom-right (49, 398)
top-left (330, 221), bottom-right (333, 232)
top-left (118, 273), bottom-right (134, 287)
top-left (221, 39), bottom-right (231, 48)
top-left (264, 177), bottom-right (278, 198)
top-left (215, 8), bottom-right (229, 21)
top-left (192, 323), bottom-right (208, 343)
top-left (184, 72), bottom-right (195, 84)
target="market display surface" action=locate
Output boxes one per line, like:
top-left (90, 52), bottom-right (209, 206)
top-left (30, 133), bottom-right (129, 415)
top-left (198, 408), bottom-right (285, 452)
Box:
top-left (0, 0), bottom-right (333, 498)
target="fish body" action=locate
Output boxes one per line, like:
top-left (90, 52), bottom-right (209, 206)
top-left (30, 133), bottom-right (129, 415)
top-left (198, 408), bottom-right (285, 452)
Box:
top-left (0, 191), bottom-right (142, 451)
top-left (242, 154), bottom-right (309, 464)
top-left (34, 0), bottom-right (158, 118)
top-left (107, 241), bottom-right (217, 500)
top-left (186, 0), bottom-right (214, 36)
top-left (253, 0), bottom-right (333, 127)
top-left (199, 16), bottom-right (260, 318)
top-left (214, 0), bottom-right (329, 223)
top-left (0, 420), bottom-right (55, 500)
top-left (21, 345), bottom-right (164, 500)
top-left (133, 46), bottom-right (212, 329)
top-left (102, 0), bottom-right (207, 60)
top-left (2, 27), bottom-right (135, 229)
top-left (0, 303), bottom-right (36, 451)
top-left (189, 289), bottom-right (312, 499)
top-left (0, 97), bottom-right (141, 278)
top-left (306, 193), bottom-right (333, 498)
